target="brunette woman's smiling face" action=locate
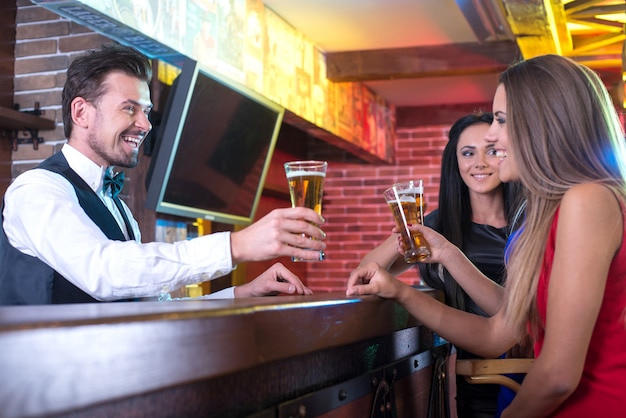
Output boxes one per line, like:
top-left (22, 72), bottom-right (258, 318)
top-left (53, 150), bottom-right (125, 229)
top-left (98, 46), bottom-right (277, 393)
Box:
top-left (456, 123), bottom-right (502, 196)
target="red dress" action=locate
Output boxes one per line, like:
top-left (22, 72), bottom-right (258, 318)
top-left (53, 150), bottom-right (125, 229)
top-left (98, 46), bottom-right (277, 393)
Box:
top-left (534, 207), bottom-right (626, 417)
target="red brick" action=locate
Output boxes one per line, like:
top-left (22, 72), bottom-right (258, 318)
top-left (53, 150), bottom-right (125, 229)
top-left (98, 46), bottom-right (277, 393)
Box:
top-left (14, 90), bottom-right (62, 109)
top-left (69, 21), bottom-right (95, 34)
top-left (39, 126), bottom-right (64, 143)
top-left (341, 242), bottom-right (381, 251)
top-left (397, 157), bottom-right (435, 167)
top-left (15, 55), bottom-right (68, 74)
top-left (55, 72), bottom-right (67, 88)
top-left (15, 73), bottom-right (57, 91)
top-left (59, 33), bottom-right (111, 52)
top-left (321, 207), bottom-right (347, 216)
top-left (15, 39), bottom-right (57, 57)
top-left (17, 21), bottom-right (70, 40)
top-left (16, 5), bottom-right (60, 24)
top-left (413, 148), bottom-right (445, 157)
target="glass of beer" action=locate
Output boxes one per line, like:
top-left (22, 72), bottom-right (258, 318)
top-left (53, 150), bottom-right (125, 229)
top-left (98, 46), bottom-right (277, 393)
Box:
top-left (383, 180), bottom-right (431, 263)
top-left (284, 160), bottom-right (327, 262)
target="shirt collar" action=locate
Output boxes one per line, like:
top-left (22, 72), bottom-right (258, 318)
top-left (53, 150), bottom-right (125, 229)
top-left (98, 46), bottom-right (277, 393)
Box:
top-left (61, 144), bottom-right (108, 193)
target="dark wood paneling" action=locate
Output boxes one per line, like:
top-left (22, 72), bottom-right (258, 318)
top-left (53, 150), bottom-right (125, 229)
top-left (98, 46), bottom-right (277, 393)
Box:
top-left (396, 102), bottom-right (493, 128)
top-left (0, 2), bottom-right (15, 109)
top-left (0, 1), bottom-right (15, 196)
top-left (326, 41), bottom-right (520, 83)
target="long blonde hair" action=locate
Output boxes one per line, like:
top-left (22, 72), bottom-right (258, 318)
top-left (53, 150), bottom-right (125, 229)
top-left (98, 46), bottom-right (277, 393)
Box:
top-left (501, 55), bottom-right (626, 338)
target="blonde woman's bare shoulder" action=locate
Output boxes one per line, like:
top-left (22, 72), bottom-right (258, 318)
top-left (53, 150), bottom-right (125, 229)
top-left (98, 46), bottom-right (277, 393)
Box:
top-left (560, 183), bottom-right (622, 241)
top-left (561, 183), bottom-right (619, 211)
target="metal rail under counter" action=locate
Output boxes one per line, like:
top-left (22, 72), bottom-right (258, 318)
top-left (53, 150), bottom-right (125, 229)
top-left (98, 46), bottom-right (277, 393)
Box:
top-left (0, 290), bottom-right (445, 418)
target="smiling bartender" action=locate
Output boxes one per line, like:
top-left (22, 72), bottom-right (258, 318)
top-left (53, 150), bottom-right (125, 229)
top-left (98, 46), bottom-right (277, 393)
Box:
top-left (0, 44), bottom-right (325, 305)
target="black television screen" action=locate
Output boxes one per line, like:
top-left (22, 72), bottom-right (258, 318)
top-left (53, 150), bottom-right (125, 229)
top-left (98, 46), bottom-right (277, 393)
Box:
top-left (145, 58), bottom-right (284, 225)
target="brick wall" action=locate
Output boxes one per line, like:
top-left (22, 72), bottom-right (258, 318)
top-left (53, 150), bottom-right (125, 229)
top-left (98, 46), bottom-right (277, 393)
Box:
top-left (12, 0), bottom-right (110, 177)
top-left (12, 0), bottom-right (452, 294)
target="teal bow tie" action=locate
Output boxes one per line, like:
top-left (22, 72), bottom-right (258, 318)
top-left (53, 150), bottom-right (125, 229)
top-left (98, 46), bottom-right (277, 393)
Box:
top-left (104, 169), bottom-right (125, 198)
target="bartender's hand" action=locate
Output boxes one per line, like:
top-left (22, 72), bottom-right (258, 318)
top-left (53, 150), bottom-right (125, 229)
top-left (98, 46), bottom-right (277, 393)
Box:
top-left (346, 262), bottom-right (406, 300)
top-left (234, 262), bottom-right (313, 297)
top-left (230, 207), bottom-right (326, 264)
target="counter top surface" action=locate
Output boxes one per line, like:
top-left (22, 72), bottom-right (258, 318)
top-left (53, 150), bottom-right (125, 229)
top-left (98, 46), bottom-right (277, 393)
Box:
top-left (0, 291), bottom-right (370, 330)
top-left (0, 290), bottom-right (441, 418)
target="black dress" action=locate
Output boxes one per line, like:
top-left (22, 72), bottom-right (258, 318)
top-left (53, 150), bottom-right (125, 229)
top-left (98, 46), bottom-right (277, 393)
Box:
top-left (418, 209), bottom-right (508, 418)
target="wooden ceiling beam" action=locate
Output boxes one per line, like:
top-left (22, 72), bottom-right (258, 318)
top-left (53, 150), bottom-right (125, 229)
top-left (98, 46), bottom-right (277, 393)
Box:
top-left (396, 102), bottom-right (493, 128)
top-left (570, 32), bottom-right (626, 55)
top-left (566, 3), bottom-right (626, 18)
top-left (325, 40), bottom-right (520, 83)
top-left (501, 0), bottom-right (571, 57)
top-left (564, 0), bottom-right (607, 16)
top-left (568, 17), bottom-right (624, 31)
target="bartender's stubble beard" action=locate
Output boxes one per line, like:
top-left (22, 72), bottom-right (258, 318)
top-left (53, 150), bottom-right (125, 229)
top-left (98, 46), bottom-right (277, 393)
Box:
top-left (86, 131), bottom-right (141, 169)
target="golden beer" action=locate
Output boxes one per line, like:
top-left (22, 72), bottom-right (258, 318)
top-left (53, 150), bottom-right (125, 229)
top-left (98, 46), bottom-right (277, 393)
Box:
top-left (287, 171), bottom-right (325, 215)
top-left (387, 199), bottom-right (430, 263)
top-left (415, 194), bottom-right (425, 225)
top-left (284, 161), bottom-right (328, 262)
top-left (408, 180), bottom-right (425, 225)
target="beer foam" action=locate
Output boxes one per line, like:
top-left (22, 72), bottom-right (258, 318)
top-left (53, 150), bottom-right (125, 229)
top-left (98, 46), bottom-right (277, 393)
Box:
top-left (388, 195), bottom-right (415, 204)
top-left (286, 170), bottom-right (326, 178)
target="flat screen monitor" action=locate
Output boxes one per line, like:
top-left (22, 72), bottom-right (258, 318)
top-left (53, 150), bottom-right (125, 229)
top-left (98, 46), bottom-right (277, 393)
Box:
top-left (145, 58), bottom-right (284, 225)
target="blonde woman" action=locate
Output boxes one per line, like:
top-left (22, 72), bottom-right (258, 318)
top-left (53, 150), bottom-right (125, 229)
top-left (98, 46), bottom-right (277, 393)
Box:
top-left (347, 54), bottom-right (626, 417)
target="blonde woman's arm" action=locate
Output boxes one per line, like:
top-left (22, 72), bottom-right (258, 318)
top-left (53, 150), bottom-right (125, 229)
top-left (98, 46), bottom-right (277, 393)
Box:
top-left (417, 225), bottom-right (505, 315)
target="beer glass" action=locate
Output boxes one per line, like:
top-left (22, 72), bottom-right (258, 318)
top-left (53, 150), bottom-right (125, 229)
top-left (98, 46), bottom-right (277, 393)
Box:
top-left (284, 160), bottom-right (327, 262)
top-left (383, 180), bottom-right (431, 263)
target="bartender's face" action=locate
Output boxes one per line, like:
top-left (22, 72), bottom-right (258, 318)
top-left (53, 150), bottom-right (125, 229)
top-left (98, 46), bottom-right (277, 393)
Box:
top-left (74, 71), bottom-right (153, 168)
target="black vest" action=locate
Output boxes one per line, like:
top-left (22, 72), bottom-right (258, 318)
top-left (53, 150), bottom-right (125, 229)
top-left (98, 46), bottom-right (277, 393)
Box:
top-left (0, 152), bottom-right (134, 305)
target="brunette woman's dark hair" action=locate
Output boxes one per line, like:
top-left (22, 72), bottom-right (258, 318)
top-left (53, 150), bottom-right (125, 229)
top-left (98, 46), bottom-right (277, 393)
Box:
top-left (421, 112), bottom-right (523, 311)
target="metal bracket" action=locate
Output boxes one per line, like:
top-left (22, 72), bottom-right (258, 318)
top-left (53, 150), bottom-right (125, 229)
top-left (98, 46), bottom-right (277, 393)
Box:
top-left (370, 367), bottom-right (397, 418)
top-left (11, 102), bottom-right (45, 150)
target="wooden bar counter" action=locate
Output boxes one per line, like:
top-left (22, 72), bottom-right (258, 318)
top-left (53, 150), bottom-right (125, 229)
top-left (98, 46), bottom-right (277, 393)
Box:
top-left (0, 290), bottom-right (445, 418)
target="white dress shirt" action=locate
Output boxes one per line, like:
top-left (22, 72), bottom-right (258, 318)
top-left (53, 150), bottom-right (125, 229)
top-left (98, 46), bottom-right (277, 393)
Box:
top-left (3, 144), bottom-right (235, 300)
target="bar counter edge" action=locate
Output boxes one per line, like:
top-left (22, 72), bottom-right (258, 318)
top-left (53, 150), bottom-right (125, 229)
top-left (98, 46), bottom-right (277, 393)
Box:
top-left (0, 289), bottom-right (444, 418)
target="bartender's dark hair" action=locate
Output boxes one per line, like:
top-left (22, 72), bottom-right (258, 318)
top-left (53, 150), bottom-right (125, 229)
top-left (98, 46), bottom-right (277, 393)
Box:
top-left (420, 112), bottom-right (523, 312)
top-left (62, 43), bottom-right (152, 138)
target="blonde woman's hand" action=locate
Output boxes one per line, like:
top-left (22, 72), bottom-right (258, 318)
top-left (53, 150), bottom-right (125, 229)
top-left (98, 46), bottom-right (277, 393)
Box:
top-left (409, 224), bottom-right (457, 265)
top-left (346, 262), bottom-right (406, 300)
